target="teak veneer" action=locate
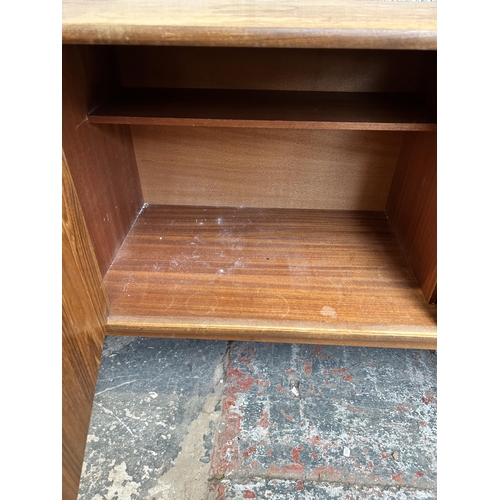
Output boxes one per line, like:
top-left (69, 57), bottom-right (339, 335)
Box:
top-left (62, 2), bottom-right (437, 498)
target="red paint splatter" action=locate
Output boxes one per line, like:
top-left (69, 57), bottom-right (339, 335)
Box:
top-left (226, 366), bottom-right (270, 394)
top-left (303, 360), bottom-right (312, 376)
top-left (243, 490), bottom-right (256, 498)
top-left (392, 472), bottom-right (404, 483)
top-left (381, 452), bottom-right (391, 459)
top-left (268, 463), bottom-right (304, 477)
top-left (307, 435), bottom-right (332, 450)
top-left (343, 373), bottom-right (353, 382)
top-left (276, 384), bottom-right (283, 392)
top-left (415, 471), bottom-right (424, 478)
top-left (280, 409), bottom-right (294, 421)
top-left (267, 449), bottom-right (274, 456)
top-left (313, 346), bottom-right (325, 360)
top-left (422, 397), bottom-right (436, 405)
top-left (419, 420), bottom-right (427, 427)
top-left (285, 369), bottom-right (296, 375)
top-left (237, 347), bottom-right (255, 364)
top-left (310, 452), bottom-right (319, 459)
top-left (214, 483), bottom-right (227, 500)
top-left (323, 368), bottom-right (346, 374)
top-left (346, 404), bottom-right (363, 414)
top-left (242, 445), bottom-right (257, 458)
top-left (309, 465), bottom-right (340, 481)
top-left (238, 357), bottom-right (253, 364)
top-left (422, 391), bottom-right (436, 405)
top-left (368, 461), bottom-right (374, 468)
top-left (256, 412), bottom-right (270, 428)
top-left (327, 355), bottom-right (332, 360)
top-left (296, 480), bottom-right (304, 490)
top-left (396, 406), bottom-right (404, 411)
top-left (291, 446), bottom-right (304, 464)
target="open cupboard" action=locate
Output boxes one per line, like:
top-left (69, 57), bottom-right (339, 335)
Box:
top-left (62, 3), bottom-right (436, 498)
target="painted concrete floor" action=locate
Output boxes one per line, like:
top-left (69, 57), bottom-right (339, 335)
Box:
top-left (78, 338), bottom-right (437, 500)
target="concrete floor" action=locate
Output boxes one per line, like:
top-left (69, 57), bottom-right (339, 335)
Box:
top-left (78, 337), bottom-right (437, 500)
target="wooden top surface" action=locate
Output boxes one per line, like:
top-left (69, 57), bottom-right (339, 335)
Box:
top-left (62, 0), bottom-right (436, 50)
top-left (104, 206), bottom-right (436, 348)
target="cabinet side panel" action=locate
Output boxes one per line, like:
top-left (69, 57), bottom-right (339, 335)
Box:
top-left (386, 131), bottom-right (436, 303)
top-left (62, 151), bottom-right (109, 499)
top-left (62, 45), bottom-right (143, 277)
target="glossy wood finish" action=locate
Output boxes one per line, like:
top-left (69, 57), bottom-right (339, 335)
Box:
top-left (62, 45), bottom-right (143, 276)
top-left (88, 88), bottom-right (436, 131)
top-left (386, 132), bottom-right (437, 303)
top-left (62, 0), bottom-right (436, 50)
top-left (104, 206), bottom-right (436, 348)
top-left (62, 151), bottom-right (109, 500)
top-left (131, 127), bottom-right (402, 210)
top-left (117, 47), bottom-right (433, 94)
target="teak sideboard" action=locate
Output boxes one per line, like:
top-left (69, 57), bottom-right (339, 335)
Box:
top-left (62, 1), bottom-right (437, 498)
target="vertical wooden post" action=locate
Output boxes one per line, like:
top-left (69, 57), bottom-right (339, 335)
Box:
top-left (62, 151), bottom-right (109, 499)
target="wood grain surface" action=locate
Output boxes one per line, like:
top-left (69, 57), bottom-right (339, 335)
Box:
top-left (104, 205), bottom-right (436, 348)
top-left (131, 127), bottom-right (403, 210)
top-left (62, 0), bottom-right (436, 50)
top-left (386, 131), bottom-right (437, 303)
top-left (88, 88), bottom-right (436, 131)
top-left (62, 151), bottom-right (109, 500)
top-left (117, 46), bottom-right (433, 94)
top-left (62, 45), bottom-right (143, 277)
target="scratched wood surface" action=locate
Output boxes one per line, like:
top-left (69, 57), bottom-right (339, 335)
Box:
top-left (62, 45), bottom-right (143, 277)
top-left (104, 206), bottom-right (436, 348)
top-left (62, 0), bottom-right (436, 50)
top-left (88, 88), bottom-right (436, 131)
top-left (62, 151), bottom-right (109, 500)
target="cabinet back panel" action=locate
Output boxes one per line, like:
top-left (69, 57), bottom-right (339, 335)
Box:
top-left (117, 47), bottom-right (429, 93)
top-left (132, 126), bottom-right (403, 210)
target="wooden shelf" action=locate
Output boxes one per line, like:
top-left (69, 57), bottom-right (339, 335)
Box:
top-left (88, 88), bottom-right (436, 131)
top-left (104, 205), bottom-right (436, 348)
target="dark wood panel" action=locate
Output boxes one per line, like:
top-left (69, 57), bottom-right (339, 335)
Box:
top-left (104, 206), bottom-right (436, 348)
top-left (131, 127), bottom-right (403, 210)
top-left (88, 88), bottom-right (436, 131)
top-left (386, 132), bottom-right (437, 303)
top-left (62, 0), bottom-right (436, 50)
top-left (62, 151), bottom-right (109, 500)
top-left (62, 45), bottom-right (143, 277)
top-left (117, 47), bottom-right (431, 93)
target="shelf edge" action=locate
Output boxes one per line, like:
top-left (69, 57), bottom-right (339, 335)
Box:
top-left (106, 319), bottom-right (437, 350)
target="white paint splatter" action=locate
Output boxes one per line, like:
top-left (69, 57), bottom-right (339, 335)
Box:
top-left (320, 306), bottom-right (338, 318)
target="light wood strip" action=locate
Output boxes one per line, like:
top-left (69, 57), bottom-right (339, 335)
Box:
top-left (62, 0), bottom-right (436, 50)
top-left (104, 206), bottom-right (436, 348)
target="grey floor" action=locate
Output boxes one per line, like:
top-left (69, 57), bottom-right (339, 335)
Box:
top-left (78, 337), bottom-right (436, 499)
